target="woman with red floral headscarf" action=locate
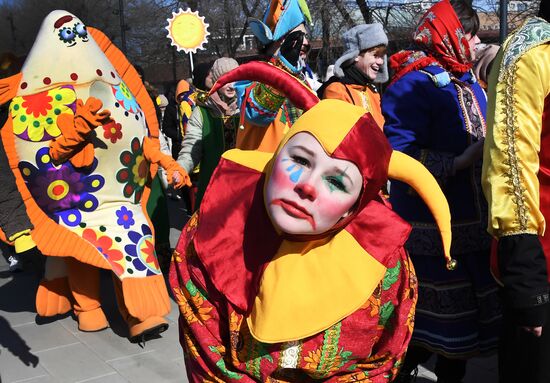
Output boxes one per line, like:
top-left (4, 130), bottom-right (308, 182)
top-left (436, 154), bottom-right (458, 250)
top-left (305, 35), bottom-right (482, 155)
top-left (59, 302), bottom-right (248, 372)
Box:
top-left (382, 1), bottom-right (501, 382)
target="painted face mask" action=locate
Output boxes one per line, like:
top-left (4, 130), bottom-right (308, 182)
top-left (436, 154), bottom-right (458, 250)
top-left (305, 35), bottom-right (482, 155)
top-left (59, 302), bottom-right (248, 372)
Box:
top-left (266, 132), bottom-right (362, 234)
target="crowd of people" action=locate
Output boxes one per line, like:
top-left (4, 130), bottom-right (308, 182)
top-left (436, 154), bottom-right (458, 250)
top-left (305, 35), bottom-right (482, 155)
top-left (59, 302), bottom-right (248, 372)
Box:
top-left (0, 0), bottom-right (549, 382)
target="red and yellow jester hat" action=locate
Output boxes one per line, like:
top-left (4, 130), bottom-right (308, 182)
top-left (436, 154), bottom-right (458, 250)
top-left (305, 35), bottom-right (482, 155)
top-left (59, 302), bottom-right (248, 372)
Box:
top-left (211, 62), bottom-right (454, 269)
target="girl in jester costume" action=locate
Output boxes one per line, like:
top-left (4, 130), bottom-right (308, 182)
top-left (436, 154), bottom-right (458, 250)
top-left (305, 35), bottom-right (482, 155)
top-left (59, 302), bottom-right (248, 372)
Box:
top-left (0, 10), bottom-right (191, 341)
top-left (169, 62), bottom-right (456, 382)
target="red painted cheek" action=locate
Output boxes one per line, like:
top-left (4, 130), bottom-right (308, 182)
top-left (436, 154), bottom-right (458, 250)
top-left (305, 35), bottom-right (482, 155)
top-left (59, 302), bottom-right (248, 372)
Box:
top-left (316, 194), bottom-right (354, 218)
top-left (270, 164), bottom-right (295, 191)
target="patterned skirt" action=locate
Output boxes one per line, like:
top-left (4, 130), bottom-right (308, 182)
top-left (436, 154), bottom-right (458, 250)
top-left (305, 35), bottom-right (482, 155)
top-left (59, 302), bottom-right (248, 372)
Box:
top-left (409, 249), bottom-right (501, 358)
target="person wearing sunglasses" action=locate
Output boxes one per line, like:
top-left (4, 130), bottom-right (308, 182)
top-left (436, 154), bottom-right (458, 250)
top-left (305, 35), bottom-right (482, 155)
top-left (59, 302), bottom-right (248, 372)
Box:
top-left (233, 0), bottom-right (314, 153)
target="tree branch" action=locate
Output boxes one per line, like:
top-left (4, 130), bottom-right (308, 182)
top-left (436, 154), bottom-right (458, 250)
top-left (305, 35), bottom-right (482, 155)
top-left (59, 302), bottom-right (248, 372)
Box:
top-left (330, 0), bottom-right (355, 28)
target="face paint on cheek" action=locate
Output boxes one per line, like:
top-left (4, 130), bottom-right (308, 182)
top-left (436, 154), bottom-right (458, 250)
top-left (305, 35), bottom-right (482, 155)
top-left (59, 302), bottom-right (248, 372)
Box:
top-left (282, 157), bottom-right (303, 184)
top-left (271, 160), bottom-right (295, 190)
top-left (316, 194), bottom-right (356, 226)
top-left (289, 167), bottom-right (303, 183)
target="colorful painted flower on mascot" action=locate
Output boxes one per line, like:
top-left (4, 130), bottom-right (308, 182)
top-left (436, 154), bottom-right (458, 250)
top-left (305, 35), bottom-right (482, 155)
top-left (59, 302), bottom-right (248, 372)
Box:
top-left (116, 206), bottom-right (135, 229)
top-left (82, 227), bottom-right (125, 275)
top-left (124, 224), bottom-right (160, 276)
top-left (10, 85), bottom-right (76, 142)
top-left (19, 147), bottom-right (104, 227)
top-left (111, 81), bottom-right (140, 114)
top-left (102, 120), bottom-right (123, 143)
top-left (116, 137), bottom-right (148, 203)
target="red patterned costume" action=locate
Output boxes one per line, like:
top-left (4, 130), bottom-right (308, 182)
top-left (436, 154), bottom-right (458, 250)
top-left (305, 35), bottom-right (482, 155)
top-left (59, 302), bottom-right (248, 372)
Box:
top-left (169, 63), bottom-right (453, 382)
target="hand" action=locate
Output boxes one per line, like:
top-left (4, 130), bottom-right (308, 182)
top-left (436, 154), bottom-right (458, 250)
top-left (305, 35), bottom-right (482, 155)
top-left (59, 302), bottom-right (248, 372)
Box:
top-left (522, 326), bottom-right (543, 337)
top-left (76, 98), bottom-right (112, 127)
top-left (453, 138), bottom-right (484, 173)
top-left (168, 169), bottom-right (191, 189)
top-left (279, 30), bottom-right (305, 68)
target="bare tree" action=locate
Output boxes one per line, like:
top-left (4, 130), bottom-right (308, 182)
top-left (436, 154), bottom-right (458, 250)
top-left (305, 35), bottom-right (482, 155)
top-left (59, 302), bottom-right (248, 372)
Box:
top-left (483, 0), bottom-right (538, 32)
top-left (356, 0), bottom-right (373, 23)
top-left (330, 0), bottom-right (356, 29)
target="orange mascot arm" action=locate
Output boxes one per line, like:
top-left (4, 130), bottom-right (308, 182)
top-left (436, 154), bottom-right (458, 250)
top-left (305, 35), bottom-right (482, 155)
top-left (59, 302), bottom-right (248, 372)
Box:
top-left (49, 97), bottom-right (111, 168)
top-left (87, 27), bottom-right (189, 188)
top-left (142, 136), bottom-right (191, 189)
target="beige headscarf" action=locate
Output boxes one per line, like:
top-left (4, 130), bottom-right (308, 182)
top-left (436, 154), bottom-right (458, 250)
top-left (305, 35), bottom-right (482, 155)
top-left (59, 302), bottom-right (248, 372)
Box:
top-left (473, 44), bottom-right (500, 87)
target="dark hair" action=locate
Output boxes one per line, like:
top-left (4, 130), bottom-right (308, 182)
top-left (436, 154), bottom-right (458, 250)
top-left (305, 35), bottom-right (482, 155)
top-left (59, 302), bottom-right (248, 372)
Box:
top-left (451, 0), bottom-right (480, 35)
top-left (192, 60), bottom-right (215, 91)
top-left (540, 0), bottom-right (550, 22)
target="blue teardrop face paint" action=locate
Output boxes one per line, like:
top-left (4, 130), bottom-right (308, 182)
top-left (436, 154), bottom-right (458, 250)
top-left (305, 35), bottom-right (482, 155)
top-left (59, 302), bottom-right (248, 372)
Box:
top-left (282, 158), bottom-right (304, 184)
top-left (289, 167), bottom-right (303, 183)
top-left (281, 158), bottom-right (304, 183)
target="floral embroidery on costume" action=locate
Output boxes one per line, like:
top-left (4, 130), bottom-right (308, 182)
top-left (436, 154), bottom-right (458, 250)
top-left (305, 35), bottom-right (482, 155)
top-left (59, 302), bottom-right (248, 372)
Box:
top-left (124, 224), bottom-right (160, 275)
top-left (10, 85), bottom-right (76, 141)
top-left (19, 147), bottom-right (104, 227)
top-left (111, 81), bottom-right (141, 114)
top-left (115, 206), bottom-right (135, 229)
top-left (500, 17), bottom-right (550, 77)
top-left (102, 120), bottom-right (123, 143)
top-left (116, 136), bottom-right (148, 203)
top-left (239, 329), bottom-right (273, 379)
top-left (209, 345), bottom-right (244, 380)
top-left (82, 227), bottom-right (125, 275)
top-left (173, 281), bottom-right (213, 323)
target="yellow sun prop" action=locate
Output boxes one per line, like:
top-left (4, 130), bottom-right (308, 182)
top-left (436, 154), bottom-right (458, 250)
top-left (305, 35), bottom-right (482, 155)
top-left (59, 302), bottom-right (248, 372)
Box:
top-left (165, 8), bottom-right (210, 54)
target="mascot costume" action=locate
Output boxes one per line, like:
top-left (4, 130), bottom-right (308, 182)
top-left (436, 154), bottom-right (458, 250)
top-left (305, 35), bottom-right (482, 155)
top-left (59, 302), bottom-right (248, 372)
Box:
top-left (0, 10), bottom-right (190, 342)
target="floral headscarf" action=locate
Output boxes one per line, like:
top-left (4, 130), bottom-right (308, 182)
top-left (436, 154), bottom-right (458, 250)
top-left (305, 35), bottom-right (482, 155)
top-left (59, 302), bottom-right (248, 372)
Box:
top-left (390, 0), bottom-right (473, 84)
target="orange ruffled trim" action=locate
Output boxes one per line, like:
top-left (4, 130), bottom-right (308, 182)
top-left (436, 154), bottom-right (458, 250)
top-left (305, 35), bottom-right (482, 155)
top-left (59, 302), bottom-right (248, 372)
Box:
top-left (89, 27), bottom-right (171, 318)
top-left (90, 27), bottom-right (190, 189)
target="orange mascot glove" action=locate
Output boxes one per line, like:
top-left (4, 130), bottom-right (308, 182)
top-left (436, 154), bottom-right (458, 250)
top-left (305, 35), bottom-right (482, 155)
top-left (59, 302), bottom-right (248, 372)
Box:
top-left (49, 97), bottom-right (112, 168)
top-left (142, 136), bottom-right (191, 189)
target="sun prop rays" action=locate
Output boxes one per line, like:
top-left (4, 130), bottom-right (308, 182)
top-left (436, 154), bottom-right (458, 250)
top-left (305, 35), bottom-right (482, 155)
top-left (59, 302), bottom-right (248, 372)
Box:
top-left (165, 8), bottom-right (210, 54)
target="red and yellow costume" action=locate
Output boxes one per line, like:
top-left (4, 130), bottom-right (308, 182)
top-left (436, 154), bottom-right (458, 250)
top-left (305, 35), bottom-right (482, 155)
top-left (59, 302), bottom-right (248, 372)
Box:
top-left (170, 63), bottom-right (454, 382)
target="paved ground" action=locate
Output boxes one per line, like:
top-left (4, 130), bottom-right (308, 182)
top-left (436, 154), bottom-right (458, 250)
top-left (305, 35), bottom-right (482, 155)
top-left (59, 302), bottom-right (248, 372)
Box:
top-left (0, 197), bottom-right (498, 382)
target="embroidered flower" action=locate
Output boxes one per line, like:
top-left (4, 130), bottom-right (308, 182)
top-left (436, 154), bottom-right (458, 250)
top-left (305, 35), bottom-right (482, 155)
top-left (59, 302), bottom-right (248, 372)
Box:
top-left (304, 349), bottom-right (322, 371)
top-left (124, 224), bottom-right (160, 276)
top-left (186, 213), bottom-right (199, 232)
top-left (82, 228), bottom-right (125, 275)
top-left (182, 330), bottom-right (199, 359)
top-left (19, 147), bottom-right (104, 227)
top-left (111, 81), bottom-right (140, 114)
top-left (10, 85), bottom-right (76, 142)
top-left (102, 120), bottom-right (123, 143)
top-left (22, 91), bottom-right (52, 117)
top-left (116, 137), bottom-right (148, 203)
top-left (116, 206), bottom-right (135, 229)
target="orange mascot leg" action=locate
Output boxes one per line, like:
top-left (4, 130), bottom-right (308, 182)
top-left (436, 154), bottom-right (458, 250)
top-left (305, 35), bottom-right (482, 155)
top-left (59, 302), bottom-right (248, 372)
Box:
top-left (65, 257), bottom-right (108, 332)
top-left (111, 274), bottom-right (168, 343)
top-left (36, 257), bottom-right (72, 317)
